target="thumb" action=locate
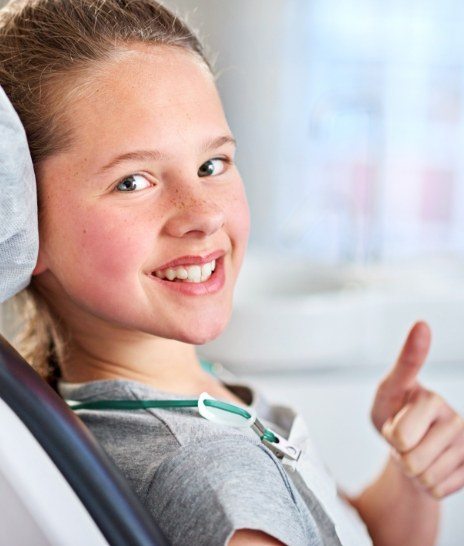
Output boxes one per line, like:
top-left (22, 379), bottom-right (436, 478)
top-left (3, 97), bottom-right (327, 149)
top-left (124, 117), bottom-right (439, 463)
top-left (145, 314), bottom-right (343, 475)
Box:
top-left (383, 321), bottom-right (431, 393)
top-left (370, 321), bottom-right (432, 432)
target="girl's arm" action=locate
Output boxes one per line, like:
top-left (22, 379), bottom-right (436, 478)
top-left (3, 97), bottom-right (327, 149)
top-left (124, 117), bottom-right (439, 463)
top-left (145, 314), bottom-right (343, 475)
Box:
top-left (342, 322), bottom-right (464, 546)
top-left (229, 529), bottom-right (285, 545)
top-left (342, 454), bottom-right (440, 546)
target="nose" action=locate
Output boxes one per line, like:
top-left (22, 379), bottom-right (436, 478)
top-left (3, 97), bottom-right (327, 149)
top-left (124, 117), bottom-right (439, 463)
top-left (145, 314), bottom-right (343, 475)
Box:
top-left (163, 187), bottom-right (226, 239)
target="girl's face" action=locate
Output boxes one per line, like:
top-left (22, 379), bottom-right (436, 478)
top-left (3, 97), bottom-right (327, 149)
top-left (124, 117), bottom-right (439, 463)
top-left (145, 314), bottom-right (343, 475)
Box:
top-left (33, 44), bottom-right (250, 345)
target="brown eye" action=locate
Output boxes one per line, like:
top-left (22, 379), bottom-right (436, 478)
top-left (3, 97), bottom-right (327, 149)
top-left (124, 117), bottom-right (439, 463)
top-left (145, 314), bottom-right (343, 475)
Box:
top-left (198, 158), bottom-right (226, 177)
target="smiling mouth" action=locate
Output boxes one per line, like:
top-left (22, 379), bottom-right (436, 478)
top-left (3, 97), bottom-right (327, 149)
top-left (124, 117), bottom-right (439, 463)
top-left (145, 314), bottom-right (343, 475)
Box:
top-left (150, 256), bottom-right (222, 284)
top-left (166, 267), bottom-right (217, 283)
top-left (147, 255), bottom-right (226, 296)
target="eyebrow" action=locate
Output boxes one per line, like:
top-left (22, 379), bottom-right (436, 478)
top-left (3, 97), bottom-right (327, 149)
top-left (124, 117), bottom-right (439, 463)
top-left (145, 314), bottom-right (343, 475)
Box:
top-left (97, 135), bottom-right (237, 174)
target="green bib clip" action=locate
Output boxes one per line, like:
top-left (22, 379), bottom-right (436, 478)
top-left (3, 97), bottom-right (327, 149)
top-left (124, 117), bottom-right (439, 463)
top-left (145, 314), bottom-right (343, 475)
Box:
top-left (66, 391), bottom-right (301, 461)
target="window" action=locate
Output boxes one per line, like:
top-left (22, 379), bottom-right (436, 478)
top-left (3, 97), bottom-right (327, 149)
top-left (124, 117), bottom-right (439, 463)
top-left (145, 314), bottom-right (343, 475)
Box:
top-left (274, 0), bottom-right (464, 265)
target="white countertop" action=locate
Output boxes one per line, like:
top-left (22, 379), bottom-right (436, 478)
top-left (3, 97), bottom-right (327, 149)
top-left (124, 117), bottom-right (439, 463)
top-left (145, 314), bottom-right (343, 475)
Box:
top-left (199, 252), bottom-right (464, 373)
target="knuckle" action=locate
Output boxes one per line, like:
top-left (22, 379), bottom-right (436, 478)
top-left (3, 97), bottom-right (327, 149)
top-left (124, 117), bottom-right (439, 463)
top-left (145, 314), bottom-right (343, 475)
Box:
top-left (421, 388), bottom-right (434, 399)
top-left (418, 470), bottom-right (436, 488)
top-left (440, 402), bottom-right (456, 420)
top-left (415, 387), bottom-right (430, 401)
top-left (417, 472), bottom-right (435, 488)
top-left (390, 428), bottom-right (411, 451)
top-left (418, 388), bottom-right (439, 408)
top-left (401, 453), bottom-right (419, 476)
top-left (444, 416), bottom-right (464, 445)
top-left (402, 457), bottom-right (416, 476)
top-left (381, 419), bottom-right (391, 437)
top-left (430, 486), bottom-right (445, 499)
top-left (428, 391), bottom-right (443, 407)
top-left (451, 413), bottom-right (464, 432)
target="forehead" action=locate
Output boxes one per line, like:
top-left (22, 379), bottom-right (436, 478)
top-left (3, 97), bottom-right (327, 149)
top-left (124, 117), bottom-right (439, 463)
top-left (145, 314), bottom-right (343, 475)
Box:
top-left (62, 44), bottom-right (226, 156)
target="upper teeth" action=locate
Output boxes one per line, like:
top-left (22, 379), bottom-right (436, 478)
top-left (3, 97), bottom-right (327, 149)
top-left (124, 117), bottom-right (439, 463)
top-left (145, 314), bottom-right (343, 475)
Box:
top-left (154, 259), bottom-right (216, 283)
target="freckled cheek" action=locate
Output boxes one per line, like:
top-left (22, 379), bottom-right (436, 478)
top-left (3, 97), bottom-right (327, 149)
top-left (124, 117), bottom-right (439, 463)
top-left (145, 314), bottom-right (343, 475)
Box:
top-left (225, 187), bottom-right (250, 269)
top-left (228, 187), bottom-right (250, 242)
top-left (64, 208), bottom-right (154, 280)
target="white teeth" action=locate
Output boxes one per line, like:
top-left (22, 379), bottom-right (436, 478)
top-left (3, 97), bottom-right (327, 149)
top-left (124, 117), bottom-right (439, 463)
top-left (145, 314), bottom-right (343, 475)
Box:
top-left (176, 267), bottom-right (188, 280)
top-left (166, 268), bottom-right (177, 281)
top-left (187, 265), bottom-right (202, 282)
top-left (200, 264), bottom-right (212, 282)
top-left (201, 262), bottom-right (212, 278)
top-left (153, 258), bottom-right (218, 283)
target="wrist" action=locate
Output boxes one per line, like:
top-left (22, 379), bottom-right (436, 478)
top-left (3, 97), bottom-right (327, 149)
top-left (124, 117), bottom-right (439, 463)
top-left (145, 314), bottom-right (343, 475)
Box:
top-left (351, 453), bottom-right (440, 546)
top-left (386, 450), bottom-right (440, 503)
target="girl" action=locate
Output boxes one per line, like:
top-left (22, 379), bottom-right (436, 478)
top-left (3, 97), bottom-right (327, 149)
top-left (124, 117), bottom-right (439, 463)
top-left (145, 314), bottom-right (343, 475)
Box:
top-left (0, 1), bottom-right (463, 545)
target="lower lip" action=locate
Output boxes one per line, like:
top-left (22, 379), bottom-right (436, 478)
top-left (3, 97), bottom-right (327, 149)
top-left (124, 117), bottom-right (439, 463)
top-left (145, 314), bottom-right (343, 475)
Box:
top-left (147, 255), bottom-right (226, 296)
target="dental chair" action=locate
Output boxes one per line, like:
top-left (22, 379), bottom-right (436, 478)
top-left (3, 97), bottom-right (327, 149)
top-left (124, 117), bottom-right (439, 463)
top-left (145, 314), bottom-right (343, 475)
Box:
top-left (0, 333), bottom-right (169, 546)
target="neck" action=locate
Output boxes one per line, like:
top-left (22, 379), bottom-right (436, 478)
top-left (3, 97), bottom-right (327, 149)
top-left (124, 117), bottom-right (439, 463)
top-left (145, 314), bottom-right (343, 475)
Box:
top-left (59, 330), bottom-right (216, 396)
top-left (33, 274), bottom-right (224, 397)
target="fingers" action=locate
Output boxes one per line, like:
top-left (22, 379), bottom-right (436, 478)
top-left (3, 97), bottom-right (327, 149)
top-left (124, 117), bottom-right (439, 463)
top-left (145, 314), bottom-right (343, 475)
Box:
top-left (370, 322), bottom-right (433, 434)
top-left (382, 389), bottom-right (448, 452)
top-left (392, 413), bottom-right (463, 475)
top-left (417, 437), bottom-right (464, 498)
top-left (427, 462), bottom-right (464, 499)
top-left (387, 407), bottom-right (464, 500)
top-left (383, 321), bottom-right (431, 393)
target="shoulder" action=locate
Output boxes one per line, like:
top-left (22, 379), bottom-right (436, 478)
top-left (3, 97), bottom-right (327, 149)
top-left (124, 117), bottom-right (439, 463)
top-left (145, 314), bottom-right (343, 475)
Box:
top-left (144, 436), bottom-right (321, 546)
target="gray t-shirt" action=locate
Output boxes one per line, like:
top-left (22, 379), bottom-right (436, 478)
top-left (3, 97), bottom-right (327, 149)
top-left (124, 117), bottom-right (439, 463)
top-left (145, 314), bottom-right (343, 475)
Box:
top-left (58, 369), bottom-right (345, 546)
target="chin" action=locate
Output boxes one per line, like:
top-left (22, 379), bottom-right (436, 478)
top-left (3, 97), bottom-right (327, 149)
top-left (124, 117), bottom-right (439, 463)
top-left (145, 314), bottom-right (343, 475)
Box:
top-left (173, 313), bottom-right (230, 346)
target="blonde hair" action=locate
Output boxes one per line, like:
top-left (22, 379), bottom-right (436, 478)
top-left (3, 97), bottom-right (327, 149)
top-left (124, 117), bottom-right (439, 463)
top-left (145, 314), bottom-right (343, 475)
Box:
top-left (0, 0), bottom-right (212, 387)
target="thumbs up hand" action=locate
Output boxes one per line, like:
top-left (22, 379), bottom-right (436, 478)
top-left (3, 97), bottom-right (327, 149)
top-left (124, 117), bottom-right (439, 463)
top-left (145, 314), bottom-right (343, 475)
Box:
top-left (370, 321), bottom-right (464, 499)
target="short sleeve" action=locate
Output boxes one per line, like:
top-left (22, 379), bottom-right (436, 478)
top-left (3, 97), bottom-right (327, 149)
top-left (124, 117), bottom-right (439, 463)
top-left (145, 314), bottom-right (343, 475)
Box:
top-left (143, 436), bottom-right (323, 546)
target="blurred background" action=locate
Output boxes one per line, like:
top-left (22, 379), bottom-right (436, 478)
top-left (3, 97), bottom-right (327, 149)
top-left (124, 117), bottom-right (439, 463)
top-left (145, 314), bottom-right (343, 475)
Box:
top-left (162, 1), bottom-right (464, 543)
top-left (1, 0), bottom-right (464, 544)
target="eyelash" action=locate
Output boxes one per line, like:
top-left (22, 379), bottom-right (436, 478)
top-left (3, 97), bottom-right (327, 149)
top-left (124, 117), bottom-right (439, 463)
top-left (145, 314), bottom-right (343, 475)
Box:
top-left (113, 156), bottom-right (233, 193)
